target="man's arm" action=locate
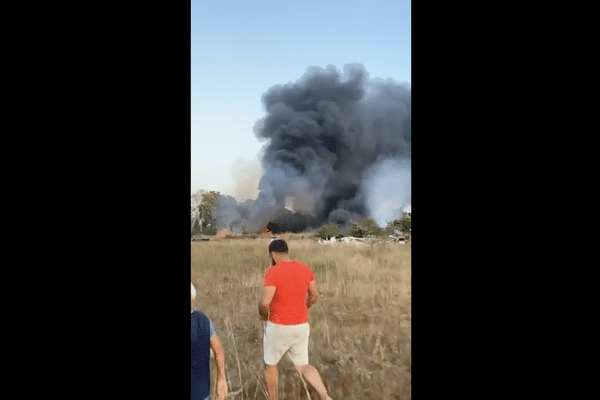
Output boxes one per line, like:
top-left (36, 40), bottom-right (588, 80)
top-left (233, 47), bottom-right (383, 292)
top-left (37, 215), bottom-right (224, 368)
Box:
top-left (259, 286), bottom-right (276, 321)
top-left (306, 280), bottom-right (319, 309)
top-left (209, 335), bottom-right (228, 400)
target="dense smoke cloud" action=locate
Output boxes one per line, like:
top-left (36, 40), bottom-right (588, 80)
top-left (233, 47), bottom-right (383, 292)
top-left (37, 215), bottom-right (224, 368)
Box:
top-left (216, 63), bottom-right (411, 233)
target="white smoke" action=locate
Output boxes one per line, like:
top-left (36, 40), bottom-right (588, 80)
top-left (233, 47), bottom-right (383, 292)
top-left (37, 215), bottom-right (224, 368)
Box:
top-left (363, 157), bottom-right (411, 227)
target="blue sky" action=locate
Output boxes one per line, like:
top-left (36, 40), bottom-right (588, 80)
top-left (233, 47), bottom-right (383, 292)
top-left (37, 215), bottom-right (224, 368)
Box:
top-left (191, 0), bottom-right (411, 197)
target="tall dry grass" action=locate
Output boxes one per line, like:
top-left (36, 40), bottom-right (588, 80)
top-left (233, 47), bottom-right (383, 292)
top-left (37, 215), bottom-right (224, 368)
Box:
top-left (191, 237), bottom-right (411, 399)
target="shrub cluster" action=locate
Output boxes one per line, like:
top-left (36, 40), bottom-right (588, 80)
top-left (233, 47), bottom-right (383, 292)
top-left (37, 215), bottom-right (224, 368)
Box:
top-left (316, 223), bottom-right (341, 240)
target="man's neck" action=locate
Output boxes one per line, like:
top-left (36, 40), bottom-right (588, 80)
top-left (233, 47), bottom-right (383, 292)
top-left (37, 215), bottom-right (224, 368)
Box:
top-left (274, 255), bottom-right (292, 264)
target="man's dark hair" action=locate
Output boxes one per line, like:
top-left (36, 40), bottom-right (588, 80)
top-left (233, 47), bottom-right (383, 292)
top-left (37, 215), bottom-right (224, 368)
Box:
top-left (268, 239), bottom-right (289, 253)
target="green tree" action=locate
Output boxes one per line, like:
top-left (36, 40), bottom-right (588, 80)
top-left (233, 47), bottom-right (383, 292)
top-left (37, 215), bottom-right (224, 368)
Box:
top-left (198, 191), bottom-right (219, 234)
top-left (317, 223), bottom-right (341, 239)
top-left (385, 216), bottom-right (411, 236)
top-left (347, 218), bottom-right (382, 238)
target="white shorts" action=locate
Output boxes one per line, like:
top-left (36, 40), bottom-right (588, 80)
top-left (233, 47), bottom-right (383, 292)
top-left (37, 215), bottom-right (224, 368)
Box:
top-left (263, 321), bottom-right (310, 366)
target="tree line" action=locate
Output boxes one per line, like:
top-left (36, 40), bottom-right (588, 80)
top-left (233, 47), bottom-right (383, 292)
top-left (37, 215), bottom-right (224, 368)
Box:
top-left (192, 190), bottom-right (411, 240)
top-left (316, 216), bottom-right (411, 240)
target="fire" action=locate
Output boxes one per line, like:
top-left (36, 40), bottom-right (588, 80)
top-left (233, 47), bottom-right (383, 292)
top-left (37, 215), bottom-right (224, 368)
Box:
top-left (260, 228), bottom-right (274, 238)
top-left (215, 229), bottom-right (241, 238)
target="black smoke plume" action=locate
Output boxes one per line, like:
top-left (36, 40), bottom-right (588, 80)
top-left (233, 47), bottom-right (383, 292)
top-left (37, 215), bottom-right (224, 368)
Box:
top-left (216, 63), bottom-right (411, 233)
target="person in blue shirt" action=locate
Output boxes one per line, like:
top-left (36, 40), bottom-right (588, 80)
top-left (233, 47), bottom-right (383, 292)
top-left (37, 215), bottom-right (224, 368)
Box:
top-left (191, 282), bottom-right (227, 400)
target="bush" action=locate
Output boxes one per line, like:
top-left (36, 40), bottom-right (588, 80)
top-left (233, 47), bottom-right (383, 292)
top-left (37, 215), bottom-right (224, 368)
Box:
top-left (191, 226), bottom-right (202, 237)
top-left (317, 223), bottom-right (341, 239)
top-left (385, 217), bottom-right (411, 235)
top-left (191, 225), bottom-right (217, 236)
top-left (347, 218), bottom-right (382, 238)
top-left (201, 226), bottom-right (217, 235)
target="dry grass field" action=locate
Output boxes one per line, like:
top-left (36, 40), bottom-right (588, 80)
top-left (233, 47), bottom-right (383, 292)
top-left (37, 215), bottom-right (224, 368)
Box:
top-left (191, 236), bottom-right (411, 400)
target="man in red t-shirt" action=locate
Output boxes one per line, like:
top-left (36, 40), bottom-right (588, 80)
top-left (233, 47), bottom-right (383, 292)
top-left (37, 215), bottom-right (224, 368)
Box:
top-left (259, 239), bottom-right (332, 400)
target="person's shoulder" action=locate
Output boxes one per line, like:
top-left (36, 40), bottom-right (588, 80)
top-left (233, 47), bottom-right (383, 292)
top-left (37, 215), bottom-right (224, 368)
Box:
top-left (265, 265), bottom-right (277, 275)
top-left (292, 260), bottom-right (313, 272)
top-left (264, 265), bottom-right (278, 281)
top-left (293, 260), bottom-right (310, 268)
top-left (192, 309), bottom-right (209, 319)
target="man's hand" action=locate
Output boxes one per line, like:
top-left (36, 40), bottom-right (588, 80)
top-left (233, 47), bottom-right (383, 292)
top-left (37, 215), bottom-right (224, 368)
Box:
top-left (259, 286), bottom-right (276, 320)
top-left (306, 280), bottom-right (319, 309)
top-left (215, 376), bottom-right (227, 400)
top-left (259, 309), bottom-right (269, 321)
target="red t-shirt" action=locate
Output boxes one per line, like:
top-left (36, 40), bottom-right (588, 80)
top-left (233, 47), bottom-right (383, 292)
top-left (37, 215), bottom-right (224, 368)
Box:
top-left (263, 260), bottom-right (315, 325)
